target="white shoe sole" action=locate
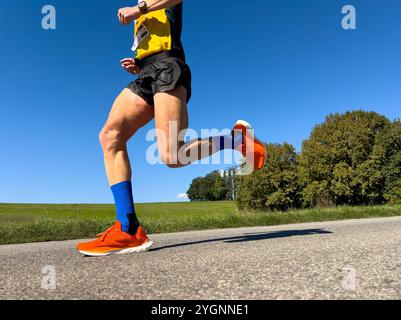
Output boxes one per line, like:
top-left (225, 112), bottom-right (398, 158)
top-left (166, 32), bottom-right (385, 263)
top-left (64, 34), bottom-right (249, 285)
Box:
top-left (235, 120), bottom-right (253, 132)
top-left (78, 240), bottom-right (154, 257)
top-left (234, 120), bottom-right (257, 175)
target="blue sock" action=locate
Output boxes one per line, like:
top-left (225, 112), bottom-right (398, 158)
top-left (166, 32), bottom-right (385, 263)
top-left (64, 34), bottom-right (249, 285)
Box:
top-left (211, 131), bottom-right (244, 152)
top-left (111, 181), bottom-right (140, 234)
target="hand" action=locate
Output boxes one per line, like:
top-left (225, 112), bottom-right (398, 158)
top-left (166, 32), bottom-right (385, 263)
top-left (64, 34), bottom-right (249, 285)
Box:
top-left (118, 6), bottom-right (141, 25)
top-left (121, 58), bottom-right (141, 75)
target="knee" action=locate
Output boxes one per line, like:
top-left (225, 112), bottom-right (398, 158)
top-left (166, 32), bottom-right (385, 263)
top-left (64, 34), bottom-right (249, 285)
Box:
top-left (158, 140), bottom-right (187, 169)
top-left (99, 124), bottom-right (125, 154)
top-left (159, 153), bottom-right (181, 169)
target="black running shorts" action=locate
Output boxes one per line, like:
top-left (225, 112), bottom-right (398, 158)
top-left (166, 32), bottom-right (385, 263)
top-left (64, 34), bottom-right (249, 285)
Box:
top-left (127, 56), bottom-right (192, 106)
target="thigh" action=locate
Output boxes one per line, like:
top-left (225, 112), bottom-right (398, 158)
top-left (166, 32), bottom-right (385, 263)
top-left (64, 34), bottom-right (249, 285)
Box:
top-left (105, 88), bottom-right (155, 140)
top-left (153, 85), bottom-right (189, 156)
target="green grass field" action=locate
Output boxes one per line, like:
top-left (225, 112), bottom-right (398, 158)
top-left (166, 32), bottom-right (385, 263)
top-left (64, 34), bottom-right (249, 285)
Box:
top-left (1, 201), bottom-right (401, 245)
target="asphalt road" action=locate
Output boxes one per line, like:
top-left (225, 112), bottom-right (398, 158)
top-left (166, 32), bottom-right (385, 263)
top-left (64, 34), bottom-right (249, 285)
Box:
top-left (1, 217), bottom-right (401, 300)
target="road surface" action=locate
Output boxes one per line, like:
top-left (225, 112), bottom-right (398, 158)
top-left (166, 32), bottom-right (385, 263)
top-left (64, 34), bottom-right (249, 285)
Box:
top-left (1, 217), bottom-right (401, 300)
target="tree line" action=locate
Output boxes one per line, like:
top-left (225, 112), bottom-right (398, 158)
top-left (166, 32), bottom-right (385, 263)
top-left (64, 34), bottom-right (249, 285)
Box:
top-left (187, 168), bottom-right (237, 202)
top-left (187, 111), bottom-right (401, 211)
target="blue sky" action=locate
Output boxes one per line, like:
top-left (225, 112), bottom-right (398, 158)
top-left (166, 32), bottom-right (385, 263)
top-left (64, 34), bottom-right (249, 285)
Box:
top-left (0, 0), bottom-right (400, 204)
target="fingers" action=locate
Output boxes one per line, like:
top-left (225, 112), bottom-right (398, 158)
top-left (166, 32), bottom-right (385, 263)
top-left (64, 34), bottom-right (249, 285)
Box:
top-left (117, 9), bottom-right (127, 25)
top-left (120, 58), bottom-right (140, 74)
top-left (126, 66), bottom-right (140, 75)
top-left (127, 67), bottom-right (139, 74)
top-left (120, 58), bottom-right (134, 64)
top-left (120, 58), bottom-right (136, 69)
top-left (124, 17), bottom-right (133, 25)
top-left (117, 10), bottom-right (123, 24)
top-left (122, 63), bottom-right (134, 69)
top-left (125, 65), bottom-right (139, 72)
top-left (117, 9), bottom-right (133, 25)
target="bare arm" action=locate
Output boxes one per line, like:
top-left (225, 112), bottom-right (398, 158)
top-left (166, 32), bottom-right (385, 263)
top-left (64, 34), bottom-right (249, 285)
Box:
top-left (118, 0), bottom-right (183, 25)
top-left (118, 0), bottom-right (183, 74)
top-left (145, 0), bottom-right (183, 13)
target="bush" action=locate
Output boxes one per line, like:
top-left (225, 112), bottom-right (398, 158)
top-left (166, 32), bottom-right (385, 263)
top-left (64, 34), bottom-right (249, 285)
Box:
top-left (298, 110), bottom-right (389, 207)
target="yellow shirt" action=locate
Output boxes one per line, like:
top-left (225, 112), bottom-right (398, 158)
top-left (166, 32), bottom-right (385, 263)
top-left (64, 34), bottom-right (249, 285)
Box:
top-left (132, 3), bottom-right (185, 61)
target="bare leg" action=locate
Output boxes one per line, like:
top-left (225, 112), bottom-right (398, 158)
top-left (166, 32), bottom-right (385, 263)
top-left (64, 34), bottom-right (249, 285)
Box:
top-left (154, 86), bottom-right (223, 168)
top-left (100, 89), bottom-right (154, 185)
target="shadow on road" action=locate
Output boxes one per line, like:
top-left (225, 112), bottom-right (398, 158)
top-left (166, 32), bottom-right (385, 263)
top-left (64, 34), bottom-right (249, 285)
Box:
top-left (150, 228), bottom-right (332, 252)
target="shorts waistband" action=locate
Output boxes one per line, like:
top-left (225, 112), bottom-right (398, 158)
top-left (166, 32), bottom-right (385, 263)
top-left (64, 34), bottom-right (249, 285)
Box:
top-left (135, 51), bottom-right (182, 69)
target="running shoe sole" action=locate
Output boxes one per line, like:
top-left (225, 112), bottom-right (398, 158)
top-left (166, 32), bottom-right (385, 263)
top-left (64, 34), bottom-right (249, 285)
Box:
top-left (78, 240), bottom-right (154, 257)
top-left (234, 120), bottom-right (267, 174)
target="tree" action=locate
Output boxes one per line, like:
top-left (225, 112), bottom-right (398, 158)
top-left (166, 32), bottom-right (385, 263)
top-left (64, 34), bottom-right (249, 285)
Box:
top-left (222, 167), bottom-right (237, 200)
top-left (189, 111), bottom-right (401, 210)
top-left (375, 120), bottom-right (401, 204)
top-left (187, 177), bottom-right (204, 202)
top-left (299, 110), bottom-right (390, 207)
top-left (187, 171), bottom-right (229, 201)
top-left (236, 143), bottom-right (302, 211)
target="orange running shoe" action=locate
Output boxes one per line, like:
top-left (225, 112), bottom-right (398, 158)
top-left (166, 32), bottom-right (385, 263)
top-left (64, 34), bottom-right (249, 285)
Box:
top-left (76, 222), bottom-right (153, 257)
top-left (233, 120), bottom-right (267, 174)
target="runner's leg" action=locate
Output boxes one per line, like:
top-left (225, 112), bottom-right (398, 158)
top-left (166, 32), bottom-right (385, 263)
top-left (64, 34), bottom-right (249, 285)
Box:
top-left (100, 88), bottom-right (154, 233)
top-left (154, 86), bottom-right (243, 168)
top-left (100, 89), bottom-right (154, 184)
